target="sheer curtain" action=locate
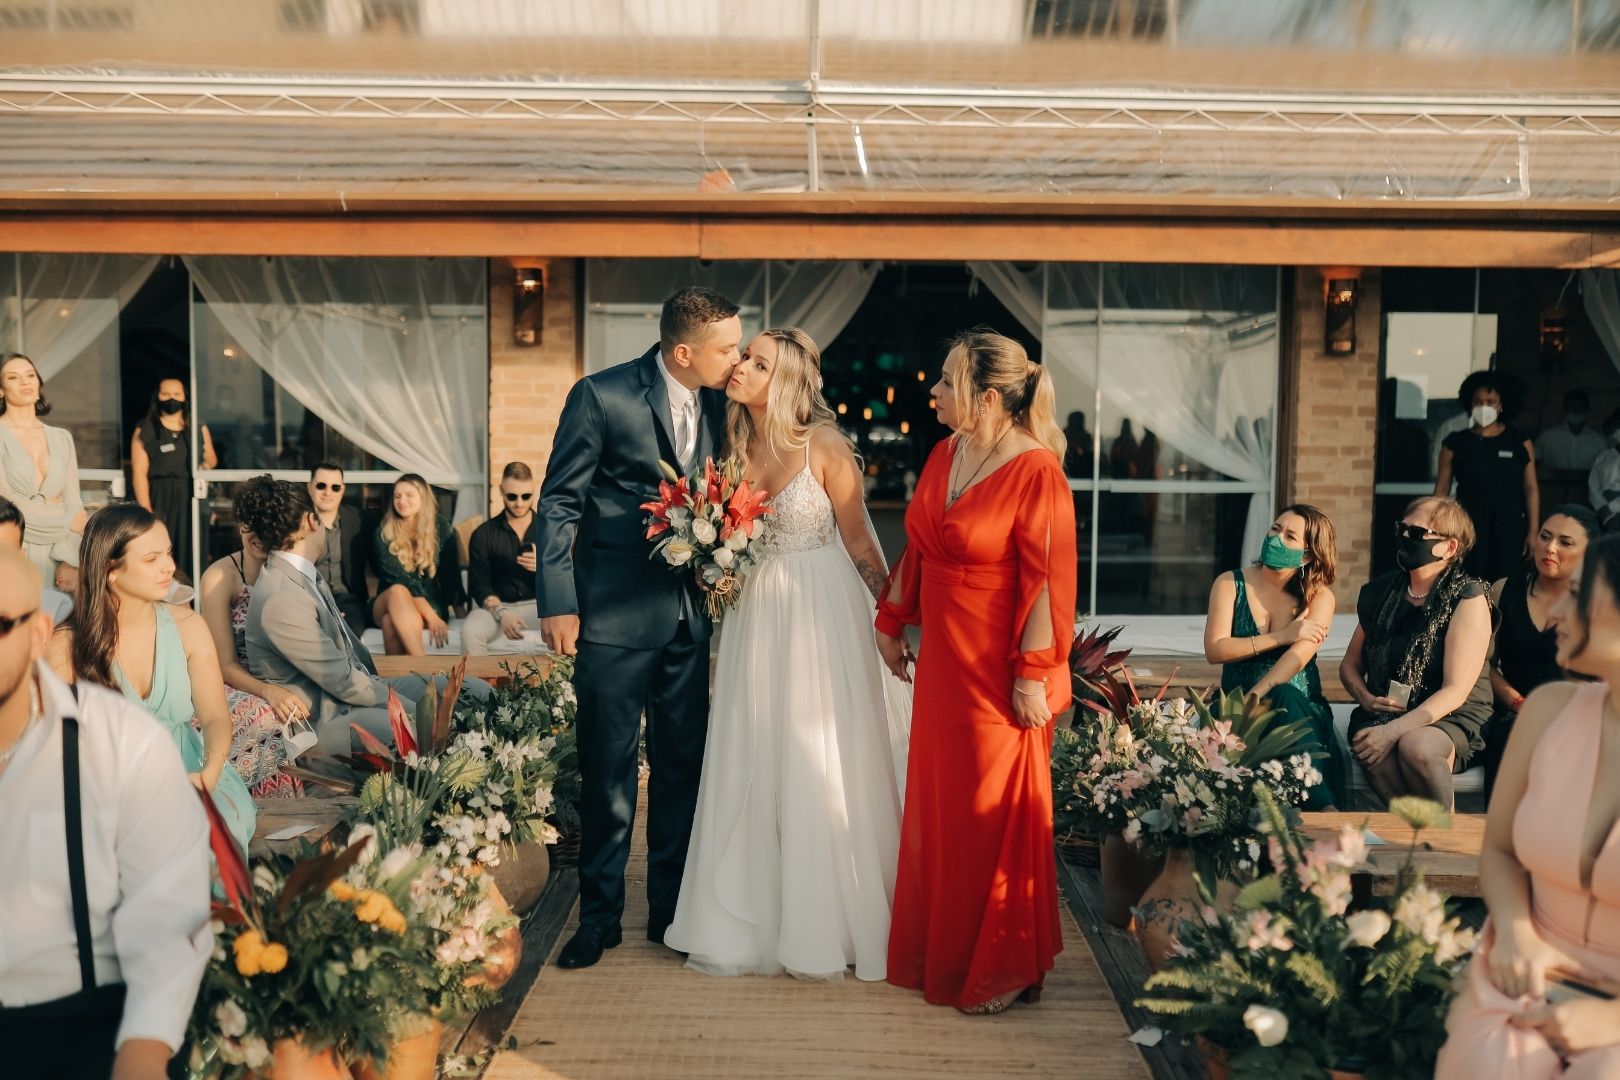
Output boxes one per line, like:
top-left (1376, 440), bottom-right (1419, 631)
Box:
top-left (585, 259), bottom-right (881, 371)
top-left (972, 261), bottom-right (1278, 558)
top-left (1583, 270), bottom-right (1620, 377)
top-left (184, 256), bottom-right (489, 518)
top-left (0, 254), bottom-right (160, 377)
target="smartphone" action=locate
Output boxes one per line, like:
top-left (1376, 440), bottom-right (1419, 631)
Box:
top-left (1546, 969), bottom-right (1618, 1005)
top-left (1386, 680), bottom-right (1413, 709)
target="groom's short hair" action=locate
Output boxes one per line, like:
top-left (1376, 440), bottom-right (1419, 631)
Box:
top-left (660, 287), bottom-right (739, 356)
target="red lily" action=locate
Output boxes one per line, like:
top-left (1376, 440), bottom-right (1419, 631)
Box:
top-left (387, 688), bottom-right (418, 758)
top-left (723, 479), bottom-right (772, 540)
top-left (704, 458), bottom-right (724, 509)
top-left (640, 477), bottom-right (691, 540)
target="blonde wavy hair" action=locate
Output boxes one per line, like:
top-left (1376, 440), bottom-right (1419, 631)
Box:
top-left (942, 329), bottom-right (1065, 460)
top-left (381, 473), bottom-right (440, 576)
top-left (724, 328), bottom-right (851, 478)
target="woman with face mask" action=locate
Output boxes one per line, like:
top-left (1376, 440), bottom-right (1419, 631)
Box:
top-left (130, 378), bottom-right (217, 584)
top-left (1340, 496), bottom-right (1496, 811)
top-left (1202, 504), bottom-right (1347, 808)
top-left (1435, 371), bottom-right (1539, 583)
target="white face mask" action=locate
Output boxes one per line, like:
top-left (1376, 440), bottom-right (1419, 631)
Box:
top-left (1471, 404), bottom-right (1500, 428)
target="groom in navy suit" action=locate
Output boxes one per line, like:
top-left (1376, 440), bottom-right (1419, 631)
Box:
top-left (537, 287), bottom-right (741, 968)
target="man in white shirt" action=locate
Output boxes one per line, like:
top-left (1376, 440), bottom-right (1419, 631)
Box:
top-left (0, 546), bottom-right (210, 1079)
top-left (1589, 411), bottom-right (1620, 534)
top-left (0, 496), bottom-right (72, 623)
top-left (1536, 388), bottom-right (1607, 472)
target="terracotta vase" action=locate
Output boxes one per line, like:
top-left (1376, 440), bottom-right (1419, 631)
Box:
top-left (350, 1019), bottom-right (442, 1080)
top-left (252, 1038), bottom-right (353, 1080)
top-left (1198, 1038), bottom-right (1364, 1079)
top-left (1133, 847), bottom-right (1238, 970)
top-left (465, 874), bottom-right (523, 992)
top-left (488, 841), bottom-right (551, 913)
top-left (1099, 832), bottom-right (1166, 929)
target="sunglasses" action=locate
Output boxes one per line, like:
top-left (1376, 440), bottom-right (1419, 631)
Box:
top-left (0, 607), bottom-right (38, 637)
top-left (314, 482), bottom-right (344, 492)
top-left (503, 491), bottom-right (534, 502)
top-left (1394, 523), bottom-right (1447, 543)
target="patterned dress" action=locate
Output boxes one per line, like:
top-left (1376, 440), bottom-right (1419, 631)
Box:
top-left (223, 572), bottom-right (302, 798)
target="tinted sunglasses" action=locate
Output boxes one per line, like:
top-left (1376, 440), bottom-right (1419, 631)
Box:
top-left (503, 491), bottom-right (534, 502)
top-left (314, 481), bottom-right (344, 492)
top-left (1394, 523), bottom-right (1447, 543)
top-left (0, 607), bottom-right (38, 637)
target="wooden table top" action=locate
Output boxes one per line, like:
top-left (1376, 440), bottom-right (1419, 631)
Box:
top-left (249, 796), bottom-right (357, 860)
top-left (1300, 811), bottom-right (1487, 897)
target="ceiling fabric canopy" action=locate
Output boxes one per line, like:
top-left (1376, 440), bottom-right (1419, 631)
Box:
top-left (2, 0), bottom-right (1619, 207)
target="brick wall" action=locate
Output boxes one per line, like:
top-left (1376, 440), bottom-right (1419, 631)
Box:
top-left (486, 257), bottom-right (580, 516)
top-left (1286, 268), bottom-right (1382, 606)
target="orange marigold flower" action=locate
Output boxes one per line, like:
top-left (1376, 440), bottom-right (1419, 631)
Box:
top-left (257, 942), bottom-right (289, 973)
top-left (328, 881), bottom-right (357, 902)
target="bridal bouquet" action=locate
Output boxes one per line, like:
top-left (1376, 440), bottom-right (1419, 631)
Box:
top-left (641, 457), bottom-right (771, 619)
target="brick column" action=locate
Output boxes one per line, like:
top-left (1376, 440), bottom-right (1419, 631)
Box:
top-left (1286, 268), bottom-right (1381, 606)
top-left (487, 258), bottom-right (580, 515)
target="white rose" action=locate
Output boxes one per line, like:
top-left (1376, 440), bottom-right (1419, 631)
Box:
top-left (691, 517), bottom-right (717, 545)
top-left (214, 999), bottom-right (248, 1039)
top-left (667, 506), bottom-right (691, 526)
top-left (663, 540), bottom-right (694, 566)
top-left (725, 529), bottom-right (749, 552)
top-left (1344, 910), bottom-right (1391, 947)
top-left (242, 1037), bottom-right (272, 1069)
top-left (347, 823), bottom-right (378, 865)
top-left (713, 546), bottom-right (735, 570)
top-left (377, 846), bottom-right (416, 882)
top-left (1242, 1004), bottom-right (1289, 1047)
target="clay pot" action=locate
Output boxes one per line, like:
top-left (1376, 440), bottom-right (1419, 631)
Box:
top-left (350, 1018), bottom-right (442, 1080)
top-left (465, 875), bottom-right (522, 992)
top-left (1198, 1037), bottom-right (1363, 1079)
top-left (488, 841), bottom-right (551, 913)
top-left (1100, 832), bottom-right (1166, 929)
top-left (252, 1038), bottom-right (353, 1080)
top-left (1133, 847), bottom-right (1238, 970)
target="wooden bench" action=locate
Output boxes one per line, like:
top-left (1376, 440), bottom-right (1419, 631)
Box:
top-left (372, 653), bottom-right (554, 685)
top-left (1126, 654), bottom-right (1353, 704)
top-left (249, 796), bottom-right (358, 860)
top-left (1300, 811), bottom-right (1486, 897)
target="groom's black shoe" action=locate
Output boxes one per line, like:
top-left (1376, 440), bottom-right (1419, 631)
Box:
top-left (647, 913), bottom-right (673, 945)
top-left (556, 924), bottom-right (622, 970)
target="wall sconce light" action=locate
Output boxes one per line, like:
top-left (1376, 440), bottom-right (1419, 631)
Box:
top-left (1539, 310), bottom-right (1568, 368)
top-left (513, 266), bottom-right (545, 347)
top-left (1324, 278), bottom-right (1359, 355)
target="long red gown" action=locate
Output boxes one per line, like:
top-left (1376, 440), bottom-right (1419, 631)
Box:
top-left (877, 439), bottom-right (1078, 1008)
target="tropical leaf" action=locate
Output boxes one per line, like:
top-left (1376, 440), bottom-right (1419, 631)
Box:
top-left (1234, 874), bottom-right (1284, 912)
top-left (275, 837), bottom-right (371, 918)
top-left (387, 689), bottom-right (418, 758)
top-left (196, 786), bottom-right (253, 914)
top-left (433, 658), bottom-right (466, 752)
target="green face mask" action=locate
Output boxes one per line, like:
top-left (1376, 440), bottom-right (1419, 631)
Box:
top-left (1259, 534), bottom-right (1306, 571)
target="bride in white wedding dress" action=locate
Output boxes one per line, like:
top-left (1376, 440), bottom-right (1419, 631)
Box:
top-left (664, 327), bottom-right (910, 982)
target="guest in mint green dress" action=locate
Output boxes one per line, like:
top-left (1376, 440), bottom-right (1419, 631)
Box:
top-left (1202, 504), bottom-right (1348, 808)
top-left (48, 504), bottom-right (256, 858)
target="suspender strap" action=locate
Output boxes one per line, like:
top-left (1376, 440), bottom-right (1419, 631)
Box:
top-left (60, 685), bottom-right (96, 993)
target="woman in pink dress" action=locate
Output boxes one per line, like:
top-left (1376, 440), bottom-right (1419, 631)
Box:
top-left (1435, 536), bottom-right (1620, 1078)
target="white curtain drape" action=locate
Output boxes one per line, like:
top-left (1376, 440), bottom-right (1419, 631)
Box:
top-left (0, 254), bottom-right (161, 378)
top-left (184, 256), bottom-right (488, 518)
top-left (1582, 270), bottom-right (1620, 378)
top-left (584, 259), bottom-right (881, 371)
top-left (971, 261), bottom-right (1277, 558)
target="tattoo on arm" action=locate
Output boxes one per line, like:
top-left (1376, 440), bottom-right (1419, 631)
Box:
top-left (854, 556), bottom-right (888, 601)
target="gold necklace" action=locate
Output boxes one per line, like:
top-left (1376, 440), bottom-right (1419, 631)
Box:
top-left (949, 427), bottom-right (1012, 504)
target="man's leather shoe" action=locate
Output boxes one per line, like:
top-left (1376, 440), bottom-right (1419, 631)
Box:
top-left (647, 915), bottom-right (673, 945)
top-left (556, 925), bottom-right (622, 969)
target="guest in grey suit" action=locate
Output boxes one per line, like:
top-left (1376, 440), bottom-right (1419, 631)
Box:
top-left (236, 476), bottom-right (483, 754)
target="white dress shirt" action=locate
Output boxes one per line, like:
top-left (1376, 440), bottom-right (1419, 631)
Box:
top-left (1535, 422), bottom-right (1607, 471)
top-left (0, 663), bottom-right (211, 1052)
top-left (1590, 446), bottom-right (1620, 522)
top-left (657, 351), bottom-right (699, 465)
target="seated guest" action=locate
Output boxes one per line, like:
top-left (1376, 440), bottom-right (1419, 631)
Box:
top-left (0, 495), bottom-right (70, 623)
top-left (1340, 496), bottom-right (1495, 811)
top-left (1483, 504), bottom-right (1596, 800)
top-left (1203, 504), bottom-right (1348, 808)
top-left (307, 462), bottom-right (369, 637)
top-left (372, 473), bottom-right (467, 656)
top-left (1588, 410), bottom-right (1620, 535)
top-left (1534, 388), bottom-right (1606, 473)
top-left (1434, 536), bottom-right (1620, 1079)
top-left (463, 461), bottom-right (543, 656)
top-left (45, 505), bottom-right (256, 858)
top-left (0, 546), bottom-right (211, 1080)
top-left (198, 481), bottom-right (318, 798)
top-left (239, 476), bottom-right (485, 755)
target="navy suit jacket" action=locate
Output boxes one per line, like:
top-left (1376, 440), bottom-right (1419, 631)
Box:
top-left (536, 345), bottom-right (728, 649)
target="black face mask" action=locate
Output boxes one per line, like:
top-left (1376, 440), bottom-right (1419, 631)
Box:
top-left (1394, 534), bottom-right (1446, 571)
top-left (157, 399), bottom-right (185, 415)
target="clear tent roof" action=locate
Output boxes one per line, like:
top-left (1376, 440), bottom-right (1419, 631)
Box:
top-left (2, 0), bottom-right (1619, 206)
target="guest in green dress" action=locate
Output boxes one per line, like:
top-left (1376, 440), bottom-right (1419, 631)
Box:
top-left (47, 504), bottom-right (256, 858)
top-left (372, 473), bottom-right (467, 655)
top-left (1202, 503), bottom-right (1348, 808)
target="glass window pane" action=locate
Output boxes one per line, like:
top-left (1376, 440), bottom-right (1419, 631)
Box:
top-left (585, 259), bottom-right (765, 374)
top-left (1095, 490), bottom-right (1255, 615)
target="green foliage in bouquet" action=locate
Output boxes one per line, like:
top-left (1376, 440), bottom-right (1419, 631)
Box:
top-left (480, 657), bottom-right (581, 837)
top-left (1190, 689), bottom-right (1327, 772)
top-left (1137, 789), bottom-right (1476, 1079)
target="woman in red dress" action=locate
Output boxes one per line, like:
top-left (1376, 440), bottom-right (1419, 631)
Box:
top-left (876, 329), bottom-right (1078, 1015)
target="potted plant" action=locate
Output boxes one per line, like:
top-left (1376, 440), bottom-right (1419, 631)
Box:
top-left (481, 658), bottom-right (582, 868)
top-left (1137, 792), bottom-right (1476, 1079)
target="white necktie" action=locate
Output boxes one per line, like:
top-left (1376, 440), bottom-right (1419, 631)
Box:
top-left (679, 391), bottom-right (698, 464)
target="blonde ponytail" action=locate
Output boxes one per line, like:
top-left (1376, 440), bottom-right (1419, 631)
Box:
top-left (944, 329), bottom-right (1066, 460)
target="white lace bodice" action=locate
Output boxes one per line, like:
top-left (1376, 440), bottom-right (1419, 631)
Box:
top-left (755, 467), bottom-right (837, 557)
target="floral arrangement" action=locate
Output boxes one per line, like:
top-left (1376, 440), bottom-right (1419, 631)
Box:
top-left (1138, 792), bottom-right (1476, 1079)
top-left (641, 457), bottom-right (771, 619)
top-left (463, 657), bottom-right (581, 847)
top-left (1075, 693), bottom-right (1323, 882)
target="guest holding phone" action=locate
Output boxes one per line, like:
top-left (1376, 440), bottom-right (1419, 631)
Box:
top-left (462, 461), bottom-right (544, 655)
top-left (1434, 535), bottom-right (1620, 1078)
top-left (1339, 496), bottom-right (1495, 811)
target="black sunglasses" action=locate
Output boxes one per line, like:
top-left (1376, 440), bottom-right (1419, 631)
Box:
top-left (1394, 523), bottom-right (1447, 543)
top-left (503, 491), bottom-right (534, 502)
top-left (0, 607), bottom-right (39, 637)
top-left (314, 481), bottom-right (344, 492)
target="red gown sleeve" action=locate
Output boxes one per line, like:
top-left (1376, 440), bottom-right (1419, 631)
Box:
top-left (1010, 456), bottom-right (1079, 683)
top-left (875, 546), bottom-right (920, 638)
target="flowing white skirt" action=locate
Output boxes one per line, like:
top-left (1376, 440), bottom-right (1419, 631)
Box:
top-left (665, 541), bottom-right (910, 981)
